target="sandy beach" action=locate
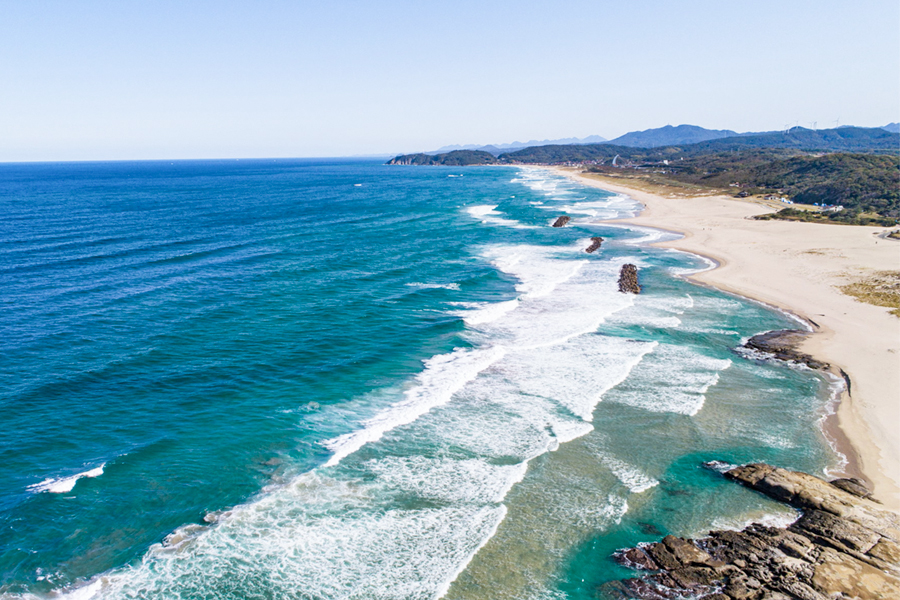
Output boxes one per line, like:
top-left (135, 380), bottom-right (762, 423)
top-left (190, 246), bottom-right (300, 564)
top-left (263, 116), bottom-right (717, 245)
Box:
top-left (554, 167), bottom-right (900, 511)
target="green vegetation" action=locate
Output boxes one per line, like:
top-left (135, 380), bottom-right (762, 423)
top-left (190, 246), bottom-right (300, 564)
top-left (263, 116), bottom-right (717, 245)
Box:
top-left (386, 150), bottom-right (497, 166)
top-left (499, 127), bottom-right (899, 163)
top-left (386, 127), bottom-right (900, 223)
top-left (657, 152), bottom-right (899, 220)
top-left (607, 124), bottom-right (737, 147)
top-left (676, 126), bottom-right (900, 154)
top-left (753, 207), bottom-right (898, 227)
top-left (839, 271), bottom-right (900, 317)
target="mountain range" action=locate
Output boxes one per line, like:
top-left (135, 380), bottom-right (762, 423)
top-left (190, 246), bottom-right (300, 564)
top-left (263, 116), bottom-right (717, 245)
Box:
top-left (422, 123), bottom-right (899, 155)
top-left (431, 135), bottom-right (607, 156)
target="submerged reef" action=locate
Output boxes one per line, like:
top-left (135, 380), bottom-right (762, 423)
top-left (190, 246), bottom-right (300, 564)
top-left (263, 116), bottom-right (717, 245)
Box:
top-left (601, 463), bottom-right (900, 599)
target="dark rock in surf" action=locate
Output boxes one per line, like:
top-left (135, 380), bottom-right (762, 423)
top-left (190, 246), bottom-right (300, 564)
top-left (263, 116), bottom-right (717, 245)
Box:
top-left (743, 330), bottom-right (829, 370)
top-left (552, 216), bottom-right (571, 227)
top-left (585, 237), bottom-right (604, 253)
top-left (616, 547), bottom-right (659, 571)
top-left (601, 463), bottom-right (900, 600)
top-left (618, 264), bottom-right (641, 294)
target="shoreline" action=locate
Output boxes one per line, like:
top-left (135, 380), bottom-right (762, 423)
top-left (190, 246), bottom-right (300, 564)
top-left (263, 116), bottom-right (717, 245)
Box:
top-left (550, 166), bottom-right (900, 512)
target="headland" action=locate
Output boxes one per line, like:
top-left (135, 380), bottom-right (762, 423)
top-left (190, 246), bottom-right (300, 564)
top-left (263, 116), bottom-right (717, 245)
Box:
top-left (552, 167), bottom-right (900, 512)
top-left (605, 462), bottom-right (900, 599)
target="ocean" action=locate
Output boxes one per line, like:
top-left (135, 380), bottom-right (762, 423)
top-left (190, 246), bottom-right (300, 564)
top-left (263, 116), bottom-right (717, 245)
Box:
top-left (0, 159), bottom-right (840, 599)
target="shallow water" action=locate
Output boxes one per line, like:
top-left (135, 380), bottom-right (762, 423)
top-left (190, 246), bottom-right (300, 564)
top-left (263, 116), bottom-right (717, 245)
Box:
top-left (0, 160), bottom-right (838, 599)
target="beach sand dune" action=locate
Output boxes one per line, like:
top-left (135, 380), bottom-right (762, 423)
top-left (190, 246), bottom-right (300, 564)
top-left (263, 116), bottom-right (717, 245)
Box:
top-left (556, 168), bottom-right (900, 511)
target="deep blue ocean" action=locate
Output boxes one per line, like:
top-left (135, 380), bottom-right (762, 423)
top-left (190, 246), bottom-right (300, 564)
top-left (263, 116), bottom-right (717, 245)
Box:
top-left (0, 159), bottom-right (839, 599)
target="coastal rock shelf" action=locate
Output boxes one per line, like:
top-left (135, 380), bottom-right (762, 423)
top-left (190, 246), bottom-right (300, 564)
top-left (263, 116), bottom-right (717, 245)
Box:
top-left (618, 264), bottom-right (641, 294)
top-left (743, 330), bottom-right (829, 371)
top-left (586, 237), bottom-right (604, 253)
top-left (602, 464), bottom-right (900, 600)
top-left (552, 216), bottom-right (571, 227)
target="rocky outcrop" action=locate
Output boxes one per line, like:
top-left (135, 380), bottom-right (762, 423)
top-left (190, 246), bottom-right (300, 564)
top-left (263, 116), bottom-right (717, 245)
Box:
top-left (552, 216), bottom-right (571, 228)
top-left (601, 464), bottom-right (900, 599)
top-left (618, 264), bottom-right (641, 294)
top-left (586, 237), bottom-right (604, 253)
top-left (743, 330), bottom-right (828, 370)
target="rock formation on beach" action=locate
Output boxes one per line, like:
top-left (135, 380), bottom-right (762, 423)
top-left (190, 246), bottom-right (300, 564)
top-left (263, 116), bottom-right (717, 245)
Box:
top-left (552, 216), bottom-right (571, 227)
top-left (601, 463), bottom-right (900, 599)
top-left (618, 264), bottom-right (641, 294)
top-left (586, 237), bottom-right (604, 253)
top-left (743, 330), bottom-right (829, 370)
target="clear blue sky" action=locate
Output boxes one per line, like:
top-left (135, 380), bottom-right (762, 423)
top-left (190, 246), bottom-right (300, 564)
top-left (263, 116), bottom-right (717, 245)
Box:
top-left (1, 0), bottom-right (897, 160)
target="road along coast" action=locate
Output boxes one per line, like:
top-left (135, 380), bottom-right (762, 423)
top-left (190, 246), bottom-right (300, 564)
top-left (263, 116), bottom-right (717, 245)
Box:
top-left (552, 167), bottom-right (900, 512)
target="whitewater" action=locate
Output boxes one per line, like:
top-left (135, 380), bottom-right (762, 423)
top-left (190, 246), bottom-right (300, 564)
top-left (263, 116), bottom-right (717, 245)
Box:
top-left (0, 160), bottom-right (838, 599)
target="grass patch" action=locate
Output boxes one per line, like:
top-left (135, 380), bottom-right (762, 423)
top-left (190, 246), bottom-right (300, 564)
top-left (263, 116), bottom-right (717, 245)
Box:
top-left (839, 271), bottom-right (900, 316)
top-left (754, 208), bottom-right (899, 227)
top-left (576, 171), bottom-right (720, 198)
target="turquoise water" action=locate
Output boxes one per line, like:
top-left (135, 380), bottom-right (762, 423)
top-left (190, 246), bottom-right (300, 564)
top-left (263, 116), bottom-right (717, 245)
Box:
top-left (0, 160), bottom-right (838, 599)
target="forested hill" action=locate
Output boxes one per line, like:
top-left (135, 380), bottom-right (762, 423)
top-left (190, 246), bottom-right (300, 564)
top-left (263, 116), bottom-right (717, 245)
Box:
top-left (600, 151), bottom-right (898, 220)
top-left (501, 127), bottom-right (899, 163)
top-left (606, 124), bottom-right (738, 147)
top-left (386, 127), bottom-right (899, 167)
top-left (385, 127), bottom-right (899, 222)
top-left (386, 150), bottom-right (497, 166)
top-left (686, 126), bottom-right (900, 154)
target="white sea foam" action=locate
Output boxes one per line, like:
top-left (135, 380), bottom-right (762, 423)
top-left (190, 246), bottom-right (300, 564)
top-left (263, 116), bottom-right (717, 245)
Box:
top-left (679, 326), bottom-right (741, 336)
top-left (754, 431), bottom-right (797, 450)
top-left (607, 311), bottom-right (682, 330)
top-left (67, 470), bottom-right (509, 600)
top-left (502, 336), bottom-right (656, 420)
top-left (818, 371), bottom-right (850, 477)
top-left (405, 281), bottom-right (461, 291)
top-left (367, 456), bottom-right (528, 504)
top-left (61, 579), bottom-right (105, 600)
top-left (571, 494), bottom-right (629, 529)
top-left (477, 248), bottom-right (641, 349)
top-left (710, 508), bottom-right (800, 532)
top-left (605, 293), bottom-right (697, 330)
top-left (609, 344), bottom-right (732, 416)
top-left (600, 456), bottom-right (659, 493)
top-left (486, 245), bottom-right (589, 300)
top-left (552, 200), bottom-right (624, 221)
top-left (467, 204), bottom-right (500, 218)
top-left (418, 386), bottom-right (582, 461)
top-left (465, 205), bottom-right (535, 229)
top-left (666, 249), bottom-right (718, 276)
top-left (28, 464), bottom-right (105, 494)
top-left (613, 225), bottom-right (674, 245)
top-left (324, 346), bottom-right (507, 467)
top-left (456, 299), bottom-right (520, 326)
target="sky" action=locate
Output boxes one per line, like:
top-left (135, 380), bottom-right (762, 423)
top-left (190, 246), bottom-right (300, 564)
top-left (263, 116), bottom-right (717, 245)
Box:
top-left (1, 0), bottom-right (898, 161)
